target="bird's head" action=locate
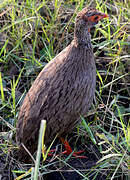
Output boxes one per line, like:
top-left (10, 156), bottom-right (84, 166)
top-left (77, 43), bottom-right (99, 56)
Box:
top-left (75, 7), bottom-right (108, 32)
top-left (74, 8), bottom-right (108, 45)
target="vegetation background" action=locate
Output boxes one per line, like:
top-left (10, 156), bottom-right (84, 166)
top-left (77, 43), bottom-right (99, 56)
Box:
top-left (0, 0), bottom-right (129, 179)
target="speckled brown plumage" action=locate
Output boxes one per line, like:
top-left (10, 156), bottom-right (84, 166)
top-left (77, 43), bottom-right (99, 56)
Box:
top-left (16, 7), bottom-right (108, 155)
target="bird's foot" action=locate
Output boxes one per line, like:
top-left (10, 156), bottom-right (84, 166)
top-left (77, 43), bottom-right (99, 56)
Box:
top-left (60, 138), bottom-right (87, 159)
top-left (47, 138), bottom-right (87, 159)
top-left (62, 149), bottom-right (87, 158)
top-left (47, 149), bottom-right (57, 156)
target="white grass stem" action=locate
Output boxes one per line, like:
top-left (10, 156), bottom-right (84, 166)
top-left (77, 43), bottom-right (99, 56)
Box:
top-left (34, 120), bottom-right (46, 180)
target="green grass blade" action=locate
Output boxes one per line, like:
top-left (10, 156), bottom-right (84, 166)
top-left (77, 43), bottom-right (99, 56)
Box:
top-left (0, 72), bottom-right (5, 101)
top-left (81, 116), bottom-right (97, 144)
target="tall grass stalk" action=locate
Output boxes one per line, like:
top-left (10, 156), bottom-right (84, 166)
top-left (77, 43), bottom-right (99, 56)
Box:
top-left (34, 120), bottom-right (46, 180)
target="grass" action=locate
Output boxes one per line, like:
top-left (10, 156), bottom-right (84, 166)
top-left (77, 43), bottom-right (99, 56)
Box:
top-left (0, 0), bottom-right (129, 179)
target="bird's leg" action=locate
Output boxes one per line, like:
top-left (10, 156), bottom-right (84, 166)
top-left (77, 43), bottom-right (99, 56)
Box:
top-left (47, 137), bottom-right (87, 158)
top-left (47, 149), bottom-right (57, 156)
top-left (60, 137), bottom-right (87, 158)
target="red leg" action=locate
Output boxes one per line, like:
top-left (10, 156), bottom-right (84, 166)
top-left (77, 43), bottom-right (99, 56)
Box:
top-left (47, 149), bottom-right (57, 156)
top-left (60, 137), bottom-right (87, 159)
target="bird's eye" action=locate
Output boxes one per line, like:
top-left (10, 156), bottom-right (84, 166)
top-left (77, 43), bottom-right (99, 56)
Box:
top-left (94, 16), bottom-right (99, 20)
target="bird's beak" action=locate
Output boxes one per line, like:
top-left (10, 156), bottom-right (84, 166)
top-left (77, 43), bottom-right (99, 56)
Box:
top-left (100, 13), bottom-right (109, 19)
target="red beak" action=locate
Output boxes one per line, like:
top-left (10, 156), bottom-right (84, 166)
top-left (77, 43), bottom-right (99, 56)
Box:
top-left (101, 13), bottom-right (109, 19)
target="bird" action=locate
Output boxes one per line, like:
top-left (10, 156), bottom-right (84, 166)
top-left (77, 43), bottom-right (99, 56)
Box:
top-left (16, 7), bottom-right (108, 158)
